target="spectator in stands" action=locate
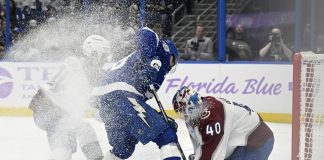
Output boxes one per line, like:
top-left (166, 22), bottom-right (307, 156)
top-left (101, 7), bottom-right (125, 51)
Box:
top-left (0, 18), bottom-right (14, 51)
top-left (183, 22), bottom-right (214, 61)
top-left (128, 3), bottom-right (140, 30)
top-left (160, 0), bottom-right (174, 37)
top-left (15, 1), bottom-right (28, 34)
top-left (153, 23), bottom-right (164, 38)
top-left (0, 19), bottom-right (4, 58)
top-left (226, 24), bottom-right (253, 61)
top-left (1, 0), bottom-right (17, 30)
top-left (45, 5), bottom-right (57, 23)
top-left (316, 34), bottom-right (324, 53)
top-left (301, 23), bottom-right (311, 52)
top-left (22, 5), bottom-right (34, 26)
top-left (173, 0), bottom-right (185, 23)
top-left (185, 0), bottom-right (193, 14)
top-left (259, 28), bottom-right (293, 61)
top-left (27, 19), bottom-right (38, 31)
top-left (146, 0), bottom-right (162, 27)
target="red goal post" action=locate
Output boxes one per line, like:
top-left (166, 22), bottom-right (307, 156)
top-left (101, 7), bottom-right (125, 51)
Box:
top-left (292, 52), bottom-right (324, 160)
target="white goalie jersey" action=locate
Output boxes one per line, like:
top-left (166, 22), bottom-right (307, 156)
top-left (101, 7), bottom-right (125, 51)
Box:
top-left (187, 96), bottom-right (261, 160)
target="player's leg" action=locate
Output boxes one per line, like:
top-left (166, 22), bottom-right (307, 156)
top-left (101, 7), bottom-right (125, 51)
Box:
top-left (225, 146), bottom-right (245, 160)
top-left (242, 136), bottom-right (274, 160)
top-left (99, 94), bottom-right (179, 159)
top-left (152, 127), bottom-right (182, 160)
top-left (29, 89), bottom-right (62, 131)
top-left (76, 121), bottom-right (104, 160)
top-left (48, 148), bottom-right (73, 160)
top-left (47, 117), bottom-right (77, 160)
top-left (131, 97), bottom-right (181, 160)
top-left (103, 123), bottom-right (138, 159)
top-left (225, 137), bottom-right (274, 160)
top-left (29, 90), bottom-right (73, 160)
top-left (99, 99), bottom-right (139, 159)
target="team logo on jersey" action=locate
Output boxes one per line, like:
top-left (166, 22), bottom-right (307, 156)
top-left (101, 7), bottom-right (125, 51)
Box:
top-left (0, 67), bottom-right (13, 98)
top-left (162, 41), bottom-right (170, 53)
top-left (201, 109), bottom-right (211, 119)
top-left (128, 98), bottom-right (151, 128)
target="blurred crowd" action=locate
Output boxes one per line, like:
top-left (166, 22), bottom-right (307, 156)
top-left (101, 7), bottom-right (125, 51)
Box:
top-left (0, 0), bottom-right (188, 59)
top-left (0, 0), bottom-right (322, 61)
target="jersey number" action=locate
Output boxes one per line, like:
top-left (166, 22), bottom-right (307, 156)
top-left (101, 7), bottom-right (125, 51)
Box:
top-left (206, 122), bottom-right (221, 136)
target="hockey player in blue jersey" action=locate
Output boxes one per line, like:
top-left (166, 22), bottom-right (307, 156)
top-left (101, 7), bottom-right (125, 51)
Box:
top-left (92, 27), bottom-right (181, 160)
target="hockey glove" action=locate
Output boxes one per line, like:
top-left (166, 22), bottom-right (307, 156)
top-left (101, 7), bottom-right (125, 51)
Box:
top-left (157, 111), bottom-right (178, 132)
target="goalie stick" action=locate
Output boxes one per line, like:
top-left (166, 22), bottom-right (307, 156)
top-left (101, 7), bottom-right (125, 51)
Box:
top-left (149, 85), bottom-right (187, 160)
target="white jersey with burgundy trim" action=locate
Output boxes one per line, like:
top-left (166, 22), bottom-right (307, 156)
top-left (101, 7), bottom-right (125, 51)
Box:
top-left (187, 96), bottom-right (260, 160)
top-left (40, 56), bottom-right (92, 115)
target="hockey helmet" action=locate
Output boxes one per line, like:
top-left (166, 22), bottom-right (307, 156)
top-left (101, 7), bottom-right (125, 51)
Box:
top-left (172, 86), bottom-right (203, 120)
top-left (82, 35), bottom-right (112, 63)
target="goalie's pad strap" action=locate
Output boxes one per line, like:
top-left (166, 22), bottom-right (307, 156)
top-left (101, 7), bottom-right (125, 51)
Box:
top-left (160, 142), bottom-right (181, 159)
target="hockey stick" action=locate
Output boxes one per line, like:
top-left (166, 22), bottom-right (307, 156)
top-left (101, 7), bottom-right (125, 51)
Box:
top-left (149, 85), bottom-right (187, 160)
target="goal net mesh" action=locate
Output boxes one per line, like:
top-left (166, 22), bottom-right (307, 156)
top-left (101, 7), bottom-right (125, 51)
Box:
top-left (292, 52), bottom-right (324, 160)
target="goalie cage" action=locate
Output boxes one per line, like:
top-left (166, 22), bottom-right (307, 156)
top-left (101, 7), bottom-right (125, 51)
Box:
top-left (292, 52), bottom-right (324, 160)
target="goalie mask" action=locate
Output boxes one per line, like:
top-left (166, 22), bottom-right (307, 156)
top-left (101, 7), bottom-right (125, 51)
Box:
top-left (82, 35), bottom-right (112, 64)
top-left (172, 86), bottom-right (203, 122)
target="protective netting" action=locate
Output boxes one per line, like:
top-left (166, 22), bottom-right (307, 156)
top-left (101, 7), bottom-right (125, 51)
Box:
top-left (295, 52), bottom-right (324, 160)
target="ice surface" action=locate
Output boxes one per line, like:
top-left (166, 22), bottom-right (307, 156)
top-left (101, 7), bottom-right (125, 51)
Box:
top-left (0, 117), bottom-right (290, 160)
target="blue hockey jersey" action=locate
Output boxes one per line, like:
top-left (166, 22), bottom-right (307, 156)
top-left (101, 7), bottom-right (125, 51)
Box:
top-left (93, 27), bottom-right (178, 98)
top-left (91, 27), bottom-right (179, 145)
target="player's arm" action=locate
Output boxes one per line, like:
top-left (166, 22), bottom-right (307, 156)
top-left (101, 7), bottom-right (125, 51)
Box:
top-left (29, 89), bottom-right (45, 110)
top-left (195, 98), bottom-right (227, 160)
top-left (186, 132), bottom-right (198, 160)
top-left (139, 56), bottom-right (162, 99)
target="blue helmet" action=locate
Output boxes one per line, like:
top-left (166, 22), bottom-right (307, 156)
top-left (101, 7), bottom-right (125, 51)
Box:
top-left (172, 86), bottom-right (203, 120)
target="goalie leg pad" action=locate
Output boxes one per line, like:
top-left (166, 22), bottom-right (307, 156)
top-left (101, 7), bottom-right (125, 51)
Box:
top-left (81, 141), bottom-right (104, 160)
top-left (152, 127), bottom-right (181, 160)
top-left (76, 121), bottom-right (103, 160)
top-left (77, 122), bottom-right (99, 147)
top-left (49, 148), bottom-right (72, 160)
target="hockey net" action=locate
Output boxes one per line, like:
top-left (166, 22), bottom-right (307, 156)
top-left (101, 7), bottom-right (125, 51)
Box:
top-left (292, 52), bottom-right (324, 160)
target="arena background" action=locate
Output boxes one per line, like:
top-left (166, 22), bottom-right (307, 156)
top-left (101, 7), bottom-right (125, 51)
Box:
top-left (0, 0), bottom-right (323, 124)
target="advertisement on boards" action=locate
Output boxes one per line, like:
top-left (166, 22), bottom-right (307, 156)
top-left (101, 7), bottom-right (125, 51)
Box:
top-left (1, 62), bottom-right (293, 115)
top-left (0, 62), bottom-right (60, 107)
top-left (148, 63), bottom-right (293, 114)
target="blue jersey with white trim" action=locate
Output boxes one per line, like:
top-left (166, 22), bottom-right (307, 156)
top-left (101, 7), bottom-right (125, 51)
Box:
top-left (95, 27), bottom-right (172, 97)
top-left (92, 28), bottom-right (180, 151)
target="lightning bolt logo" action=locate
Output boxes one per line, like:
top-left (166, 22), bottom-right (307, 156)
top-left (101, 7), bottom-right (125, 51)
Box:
top-left (128, 98), bottom-right (150, 127)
